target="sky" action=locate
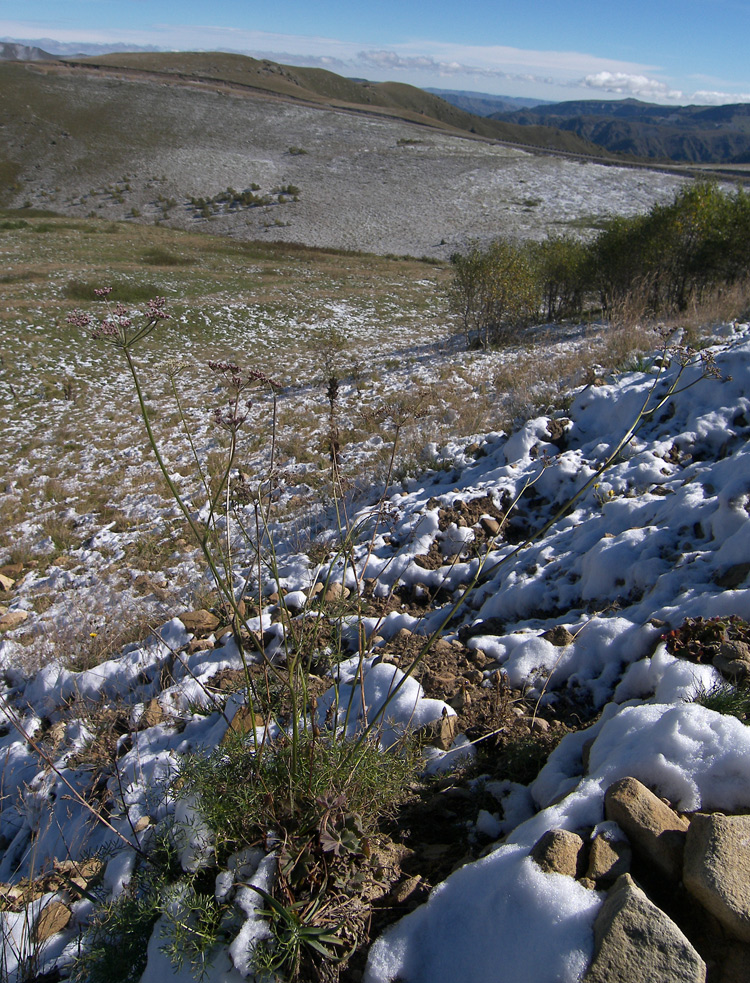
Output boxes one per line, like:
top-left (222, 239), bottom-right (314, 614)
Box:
top-left (2, 0), bottom-right (750, 105)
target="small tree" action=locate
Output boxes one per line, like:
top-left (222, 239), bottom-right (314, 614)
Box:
top-left (447, 242), bottom-right (487, 348)
top-left (449, 239), bottom-right (541, 349)
top-left (531, 235), bottom-right (588, 321)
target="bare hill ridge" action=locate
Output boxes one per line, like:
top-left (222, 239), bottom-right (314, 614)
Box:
top-left (61, 50), bottom-right (609, 156)
top-left (0, 57), bottom-right (688, 257)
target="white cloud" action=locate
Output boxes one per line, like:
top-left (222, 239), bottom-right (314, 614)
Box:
top-left (690, 89), bottom-right (750, 104)
top-left (577, 71), bottom-right (750, 105)
top-left (355, 49), bottom-right (551, 85)
top-left (578, 71), bottom-right (684, 101)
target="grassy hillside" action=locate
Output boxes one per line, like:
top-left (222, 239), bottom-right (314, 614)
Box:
top-left (62, 50), bottom-right (611, 156)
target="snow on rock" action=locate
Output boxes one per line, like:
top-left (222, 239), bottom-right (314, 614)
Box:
top-left (364, 847), bottom-right (600, 983)
top-left (316, 657), bottom-right (455, 749)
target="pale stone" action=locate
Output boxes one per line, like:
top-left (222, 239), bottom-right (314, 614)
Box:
top-left (179, 608), bottom-right (220, 633)
top-left (323, 582), bottom-right (350, 602)
top-left (583, 874), bottom-right (706, 983)
top-left (586, 834), bottom-right (632, 885)
top-left (418, 710), bottom-right (459, 750)
top-left (683, 813), bottom-right (750, 943)
top-left (0, 610), bottom-right (28, 631)
top-left (530, 829), bottom-right (586, 878)
top-left (604, 777), bottom-right (688, 881)
top-left (480, 516), bottom-right (502, 536)
top-left (222, 705), bottom-right (265, 742)
top-left (0, 573), bottom-right (14, 591)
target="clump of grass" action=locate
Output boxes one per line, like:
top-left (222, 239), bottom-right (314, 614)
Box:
top-left (141, 247), bottom-right (188, 267)
top-left (63, 279), bottom-right (163, 303)
top-left (73, 833), bottom-right (182, 983)
top-left (177, 730), bottom-right (418, 861)
top-left (693, 681), bottom-right (750, 723)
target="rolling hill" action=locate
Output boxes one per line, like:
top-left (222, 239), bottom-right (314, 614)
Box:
top-left (56, 50), bottom-right (609, 157)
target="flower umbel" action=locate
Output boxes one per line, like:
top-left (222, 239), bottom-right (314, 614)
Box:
top-left (208, 361), bottom-right (281, 434)
top-left (67, 289), bottom-right (170, 350)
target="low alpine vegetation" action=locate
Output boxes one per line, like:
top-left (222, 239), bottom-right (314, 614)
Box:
top-left (449, 181), bottom-right (750, 348)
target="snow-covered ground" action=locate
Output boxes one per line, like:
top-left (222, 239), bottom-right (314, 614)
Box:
top-left (6, 67), bottom-right (691, 258)
top-left (3, 321), bottom-right (750, 981)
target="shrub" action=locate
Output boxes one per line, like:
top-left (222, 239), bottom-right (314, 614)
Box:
top-left (448, 239), bottom-right (540, 348)
top-left (530, 234), bottom-right (589, 321)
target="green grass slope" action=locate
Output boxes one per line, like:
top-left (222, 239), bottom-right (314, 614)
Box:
top-left (63, 50), bottom-right (612, 157)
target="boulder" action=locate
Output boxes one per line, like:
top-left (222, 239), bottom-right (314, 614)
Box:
top-left (583, 874), bottom-right (706, 983)
top-left (530, 829), bottom-right (586, 878)
top-left (586, 833), bottom-right (632, 886)
top-left (683, 813), bottom-right (750, 943)
top-left (179, 609), bottom-right (220, 634)
top-left (604, 777), bottom-right (688, 881)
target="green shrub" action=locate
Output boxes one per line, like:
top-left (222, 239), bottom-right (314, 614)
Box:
top-left (530, 235), bottom-right (589, 321)
top-left (448, 239), bottom-right (540, 348)
top-left (141, 247), bottom-right (188, 267)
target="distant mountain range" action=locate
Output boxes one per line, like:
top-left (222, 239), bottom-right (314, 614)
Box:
top-left (0, 37), bottom-right (161, 56)
top-left (423, 88), bottom-right (549, 116)
top-left (491, 99), bottom-right (750, 164)
top-left (0, 41), bottom-right (56, 61)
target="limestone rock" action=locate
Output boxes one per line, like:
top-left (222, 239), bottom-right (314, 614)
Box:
top-left (712, 641), bottom-right (750, 681)
top-left (586, 833), bottom-right (632, 886)
top-left (530, 829), bottom-right (586, 878)
top-left (716, 563), bottom-right (750, 589)
top-left (583, 874), bottom-right (706, 983)
top-left (138, 698), bottom-right (164, 730)
top-left (683, 813), bottom-right (750, 943)
top-left (323, 582), bottom-right (350, 603)
top-left (223, 706), bottom-right (265, 742)
top-left (720, 942), bottom-right (750, 983)
top-left (418, 709), bottom-right (459, 751)
top-left (604, 777), bottom-right (688, 881)
top-left (179, 609), bottom-right (220, 634)
top-left (542, 625), bottom-right (575, 647)
top-left (0, 609), bottom-right (28, 631)
top-left (479, 516), bottom-right (502, 537)
top-left (0, 573), bottom-right (15, 591)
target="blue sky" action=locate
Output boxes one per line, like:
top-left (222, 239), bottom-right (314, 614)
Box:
top-left (2, 0), bottom-right (749, 105)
